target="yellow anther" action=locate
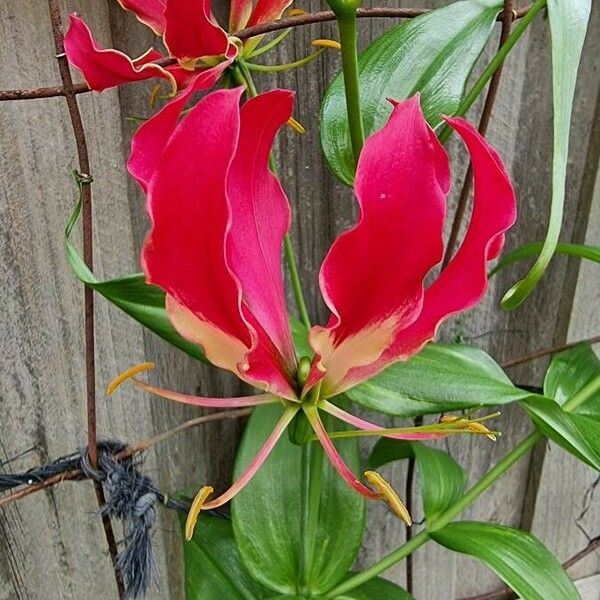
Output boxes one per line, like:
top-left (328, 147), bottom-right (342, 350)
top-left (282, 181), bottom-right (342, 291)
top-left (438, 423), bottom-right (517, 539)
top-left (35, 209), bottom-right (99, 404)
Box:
top-left (364, 471), bottom-right (412, 526)
top-left (288, 8), bottom-right (308, 16)
top-left (466, 422), bottom-right (498, 441)
top-left (148, 83), bottom-right (162, 108)
top-left (439, 415), bottom-right (465, 424)
top-left (185, 485), bottom-right (214, 541)
top-left (106, 362), bottom-right (155, 396)
top-left (287, 117), bottom-right (306, 134)
top-left (312, 39), bottom-right (341, 50)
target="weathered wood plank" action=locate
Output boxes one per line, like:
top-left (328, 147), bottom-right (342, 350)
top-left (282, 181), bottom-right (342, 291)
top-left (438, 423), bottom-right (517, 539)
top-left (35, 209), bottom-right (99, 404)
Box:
top-left (0, 0), bottom-right (599, 599)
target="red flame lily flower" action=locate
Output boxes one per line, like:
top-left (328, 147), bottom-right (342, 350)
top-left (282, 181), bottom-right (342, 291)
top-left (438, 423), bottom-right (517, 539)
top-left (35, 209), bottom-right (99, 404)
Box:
top-left (111, 88), bottom-right (516, 520)
top-left (63, 0), bottom-right (292, 93)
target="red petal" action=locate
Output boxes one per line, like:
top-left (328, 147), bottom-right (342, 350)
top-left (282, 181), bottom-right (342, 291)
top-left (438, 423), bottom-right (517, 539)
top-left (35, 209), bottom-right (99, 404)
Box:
top-left (247, 0), bottom-right (293, 27)
top-left (141, 88), bottom-right (298, 400)
top-left (334, 116), bottom-right (517, 394)
top-left (116, 0), bottom-right (167, 34)
top-left (128, 60), bottom-right (231, 192)
top-left (307, 96), bottom-right (449, 395)
top-left (227, 90), bottom-right (297, 373)
top-left (163, 0), bottom-right (229, 62)
top-left (64, 14), bottom-right (172, 92)
top-left (142, 88), bottom-right (252, 369)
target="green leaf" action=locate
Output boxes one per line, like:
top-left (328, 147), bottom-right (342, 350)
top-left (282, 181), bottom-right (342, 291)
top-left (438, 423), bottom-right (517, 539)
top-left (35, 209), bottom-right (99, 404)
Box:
top-left (182, 513), bottom-right (272, 599)
top-left (332, 576), bottom-right (415, 599)
top-left (522, 397), bottom-right (600, 470)
top-left (65, 190), bottom-right (206, 362)
top-left (432, 522), bottom-right (580, 600)
top-left (320, 0), bottom-right (502, 185)
top-left (231, 404), bottom-right (365, 595)
top-left (345, 343), bottom-right (531, 417)
top-left (501, 0), bottom-right (592, 309)
top-left (290, 317), bottom-right (314, 360)
top-left (520, 344), bottom-right (600, 470)
top-left (489, 241), bottom-right (600, 277)
top-left (368, 439), bottom-right (466, 522)
top-left (544, 344), bottom-right (600, 415)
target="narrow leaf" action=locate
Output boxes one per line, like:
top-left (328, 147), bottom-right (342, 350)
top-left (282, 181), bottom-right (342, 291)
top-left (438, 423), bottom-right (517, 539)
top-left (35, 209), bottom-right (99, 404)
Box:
top-left (501, 0), bottom-right (592, 308)
top-left (232, 404), bottom-right (365, 595)
top-left (520, 343), bottom-right (600, 470)
top-left (432, 522), bottom-right (580, 600)
top-left (489, 241), bottom-right (600, 277)
top-left (321, 0), bottom-right (502, 185)
top-left (345, 343), bottom-right (531, 417)
top-left (65, 187), bottom-right (206, 362)
top-left (368, 439), bottom-right (466, 522)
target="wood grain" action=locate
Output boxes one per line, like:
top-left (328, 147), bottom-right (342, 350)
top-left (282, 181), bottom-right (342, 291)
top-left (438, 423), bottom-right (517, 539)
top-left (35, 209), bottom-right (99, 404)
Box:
top-left (0, 0), bottom-right (598, 598)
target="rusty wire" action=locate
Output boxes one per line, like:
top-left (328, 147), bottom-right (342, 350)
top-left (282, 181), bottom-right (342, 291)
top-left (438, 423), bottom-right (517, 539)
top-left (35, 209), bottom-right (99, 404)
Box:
top-left (0, 4), bottom-right (533, 103)
top-left (47, 0), bottom-right (124, 595)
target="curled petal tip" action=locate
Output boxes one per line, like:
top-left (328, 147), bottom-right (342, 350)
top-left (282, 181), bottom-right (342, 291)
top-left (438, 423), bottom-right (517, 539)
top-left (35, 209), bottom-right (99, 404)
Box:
top-left (106, 362), bottom-right (155, 396)
top-left (364, 470), bottom-right (412, 525)
top-left (185, 485), bottom-right (214, 541)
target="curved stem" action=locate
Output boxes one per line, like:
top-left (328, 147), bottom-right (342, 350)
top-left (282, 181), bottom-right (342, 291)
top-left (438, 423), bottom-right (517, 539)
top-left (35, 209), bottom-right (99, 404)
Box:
top-left (336, 11), bottom-right (365, 164)
top-left (328, 373), bottom-right (600, 596)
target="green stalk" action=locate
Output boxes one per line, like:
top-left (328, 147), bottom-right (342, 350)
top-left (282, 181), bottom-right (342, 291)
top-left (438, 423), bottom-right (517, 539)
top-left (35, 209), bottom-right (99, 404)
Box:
top-left (438, 0), bottom-right (547, 143)
top-left (336, 10), bottom-right (365, 163)
top-left (328, 373), bottom-right (600, 596)
top-left (231, 61), bottom-right (312, 330)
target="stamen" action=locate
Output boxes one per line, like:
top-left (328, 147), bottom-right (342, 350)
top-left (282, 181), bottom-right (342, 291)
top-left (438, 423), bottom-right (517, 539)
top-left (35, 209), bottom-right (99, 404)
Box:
top-left (148, 83), bottom-right (162, 108)
top-left (287, 117), bottom-right (306, 134)
top-left (364, 471), bottom-right (412, 526)
top-left (185, 485), bottom-right (214, 541)
top-left (304, 407), bottom-right (380, 499)
top-left (107, 362), bottom-right (155, 396)
top-left (288, 8), bottom-right (309, 16)
top-left (312, 39), bottom-right (342, 50)
top-left (466, 422), bottom-right (497, 441)
top-left (201, 407), bottom-right (299, 509)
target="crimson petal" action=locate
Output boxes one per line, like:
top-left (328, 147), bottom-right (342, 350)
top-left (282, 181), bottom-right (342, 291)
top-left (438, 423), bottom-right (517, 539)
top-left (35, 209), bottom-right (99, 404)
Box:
top-left (306, 96), bottom-right (450, 396)
top-left (64, 14), bottom-right (172, 92)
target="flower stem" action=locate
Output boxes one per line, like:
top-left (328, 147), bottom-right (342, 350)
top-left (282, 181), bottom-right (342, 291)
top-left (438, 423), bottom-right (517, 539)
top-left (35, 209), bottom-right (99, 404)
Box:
top-left (438, 0), bottom-right (547, 143)
top-left (336, 10), bottom-right (365, 164)
top-left (231, 61), bottom-right (312, 330)
top-left (328, 373), bottom-right (600, 596)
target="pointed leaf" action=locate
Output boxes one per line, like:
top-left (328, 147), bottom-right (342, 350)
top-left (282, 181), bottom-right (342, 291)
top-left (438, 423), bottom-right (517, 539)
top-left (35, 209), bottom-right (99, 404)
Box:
top-left (520, 344), bottom-right (600, 470)
top-left (182, 513), bottom-right (272, 599)
top-left (502, 0), bottom-right (592, 308)
top-left (345, 343), bottom-right (531, 417)
top-left (368, 439), bottom-right (466, 522)
top-left (232, 404), bottom-right (365, 595)
top-left (432, 522), bottom-right (580, 600)
top-left (321, 0), bottom-right (502, 185)
top-left (489, 241), bottom-right (600, 277)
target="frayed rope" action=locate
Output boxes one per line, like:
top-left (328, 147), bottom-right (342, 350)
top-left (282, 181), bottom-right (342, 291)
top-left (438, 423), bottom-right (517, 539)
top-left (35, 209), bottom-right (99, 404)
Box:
top-left (0, 440), bottom-right (202, 600)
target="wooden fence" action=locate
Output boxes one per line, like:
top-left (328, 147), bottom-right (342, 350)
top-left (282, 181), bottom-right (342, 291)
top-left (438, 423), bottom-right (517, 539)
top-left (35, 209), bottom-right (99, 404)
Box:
top-left (0, 1), bottom-right (598, 598)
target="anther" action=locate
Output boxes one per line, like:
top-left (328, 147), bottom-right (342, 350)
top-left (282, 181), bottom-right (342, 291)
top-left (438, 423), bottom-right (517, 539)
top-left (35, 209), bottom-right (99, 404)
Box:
top-left (312, 39), bottom-right (342, 50)
top-left (364, 470), bottom-right (412, 525)
top-left (288, 8), bottom-right (309, 16)
top-left (287, 117), bottom-right (306, 134)
top-left (106, 362), bottom-right (155, 395)
top-left (185, 485), bottom-right (214, 541)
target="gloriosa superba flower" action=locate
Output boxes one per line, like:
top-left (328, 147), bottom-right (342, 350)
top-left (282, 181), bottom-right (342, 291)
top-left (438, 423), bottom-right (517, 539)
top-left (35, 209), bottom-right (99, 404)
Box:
top-left (109, 86), bottom-right (516, 536)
